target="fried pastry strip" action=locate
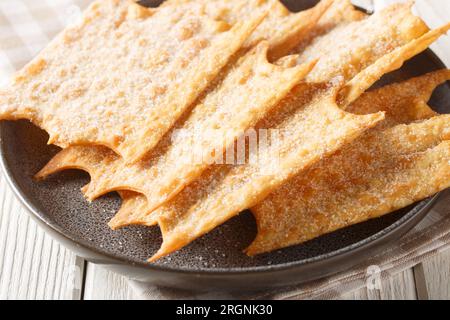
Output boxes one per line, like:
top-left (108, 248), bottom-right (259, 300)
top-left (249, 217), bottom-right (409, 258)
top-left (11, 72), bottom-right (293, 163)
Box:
top-left (163, 0), bottom-right (337, 60)
top-left (248, 112), bottom-right (450, 255)
top-left (37, 2), bottom-right (430, 220)
top-left (111, 70), bottom-right (448, 229)
top-left (0, 0), bottom-right (266, 162)
top-left (145, 26), bottom-right (448, 261)
top-left (36, 43), bottom-right (317, 209)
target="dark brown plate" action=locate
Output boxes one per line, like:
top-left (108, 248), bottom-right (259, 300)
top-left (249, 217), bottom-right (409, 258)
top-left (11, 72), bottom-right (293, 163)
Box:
top-left (0, 0), bottom-right (449, 291)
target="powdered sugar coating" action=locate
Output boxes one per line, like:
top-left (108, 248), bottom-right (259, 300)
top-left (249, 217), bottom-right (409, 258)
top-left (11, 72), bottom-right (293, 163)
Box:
top-left (250, 115), bottom-right (450, 255)
top-left (0, 0), bottom-right (264, 162)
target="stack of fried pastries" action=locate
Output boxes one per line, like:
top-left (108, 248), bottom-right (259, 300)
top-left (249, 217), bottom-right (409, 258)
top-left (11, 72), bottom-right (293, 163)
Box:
top-left (1, 0), bottom-right (450, 262)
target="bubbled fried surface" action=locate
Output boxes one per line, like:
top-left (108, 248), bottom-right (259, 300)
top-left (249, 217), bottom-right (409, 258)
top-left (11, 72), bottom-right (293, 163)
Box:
top-left (162, 0), bottom-right (333, 59)
top-left (249, 113), bottom-right (450, 255)
top-left (146, 24), bottom-right (449, 261)
top-left (36, 42), bottom-right (316, 213)
top-left (149, 90), bottom-right (384, 261)
top-left (38, 1), bottom-right (422, 215)
top-left (297, 1), bottom-right (429, 83)
top-left (32, 1), bottom-right (450, 262)
top-left (0, 0), bottom-right (264, 162)
top-left (248, 71), bottom-right (450, 256)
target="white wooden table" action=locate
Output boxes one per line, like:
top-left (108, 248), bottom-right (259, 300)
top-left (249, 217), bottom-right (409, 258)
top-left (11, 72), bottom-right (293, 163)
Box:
top-left (0, 172), bottom-right (449, 300)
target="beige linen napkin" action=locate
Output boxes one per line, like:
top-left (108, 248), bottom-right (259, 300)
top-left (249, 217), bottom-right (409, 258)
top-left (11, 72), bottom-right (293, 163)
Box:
top-left (0, 0), bottom-right (449, 300)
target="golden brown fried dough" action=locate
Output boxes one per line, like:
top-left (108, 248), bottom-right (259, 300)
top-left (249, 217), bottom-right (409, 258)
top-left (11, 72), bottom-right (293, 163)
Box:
top-left (248, 112), bottom-right (450, 255)
top-left (162, 0), bottom-right (334, 59)
top-left (149, 93), bottom-right (383, 261)
top-left (36, 2), bottom-right (448, 262)
top-left (296, 1), bottom-right (429, 82)
top-left (37, 2), bottom-right (429, 220)
top-left (113, 191), bottom-right (157, 228)
top-left (108, 0), bottom-right (368, 229)
top-left (146, 25), bottom-right (449, 261)
top-left (36, 43), bottom-right (317, 209)
top-left (0, 0), bottom-right (265, 162)
top-left (340, 23), bottom-right (450, 105)
top-left (108, 70), bottom-right (449, 231)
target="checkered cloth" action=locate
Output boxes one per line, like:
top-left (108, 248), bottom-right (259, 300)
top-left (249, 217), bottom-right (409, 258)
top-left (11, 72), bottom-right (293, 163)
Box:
top-left (1, 0), bottom-right (449, 300)
top-left (0, 0), bottom-right (91, 86)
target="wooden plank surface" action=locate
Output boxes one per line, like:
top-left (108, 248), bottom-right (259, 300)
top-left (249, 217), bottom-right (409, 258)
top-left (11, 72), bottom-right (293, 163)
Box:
top-left (83, 263), bottom-right (135, 300)
top-left (341, 269), bottom-right (418, 300)
top-left (0, 173), bottom-right (85, 300)
top-left (414, 249), bottom-right (450, 300)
